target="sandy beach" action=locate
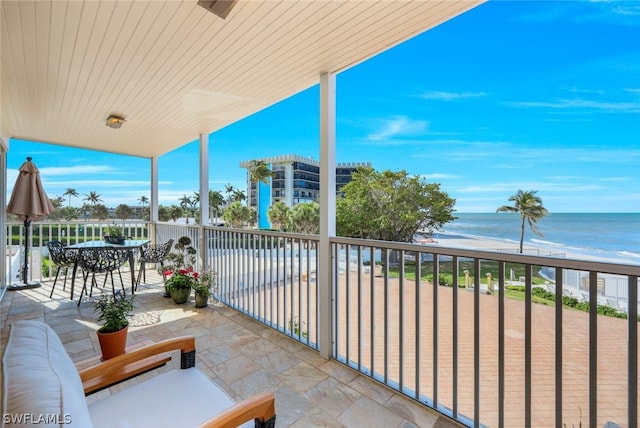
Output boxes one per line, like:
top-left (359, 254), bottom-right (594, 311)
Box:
top-left (417, 230), bottom-right (640, 266)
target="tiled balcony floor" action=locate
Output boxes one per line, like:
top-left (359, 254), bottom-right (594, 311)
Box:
top-left (0, 270), bottom-right (461, 428)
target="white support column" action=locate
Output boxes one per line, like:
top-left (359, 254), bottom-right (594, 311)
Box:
top-left (150, 157), bottom-right (159, 223)
top-left (149, 157), bottom-right (159, 244)
top-left (318, 72), bottom-right (336, 360)
top-left (0, 137), bottom-right (8, 299)
top-left (199, 134), bottom-right (210, 227)
top-left (199, 134), bottom-right (209, 271)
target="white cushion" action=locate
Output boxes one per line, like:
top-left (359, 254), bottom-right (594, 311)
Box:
top-left (88, 368), bottom-right (252, 428)
top-left (1, 320), bottom-right (93, 428)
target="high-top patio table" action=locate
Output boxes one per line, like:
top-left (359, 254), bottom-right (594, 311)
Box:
top-left (67, 239), bottom-right (150, 301)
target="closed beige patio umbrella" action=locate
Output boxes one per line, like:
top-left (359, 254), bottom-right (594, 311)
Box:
top-left (6, 157), bottom-right (54, 290)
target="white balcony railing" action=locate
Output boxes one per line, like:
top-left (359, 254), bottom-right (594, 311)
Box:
top-left (6, 221), bottom-right (639, 427)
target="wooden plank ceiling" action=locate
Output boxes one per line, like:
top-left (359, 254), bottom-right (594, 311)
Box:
top-left (1, 0), bottom-right (483, 158)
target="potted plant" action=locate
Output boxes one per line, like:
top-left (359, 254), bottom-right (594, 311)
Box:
top-left (164, 268), bottom-right (197, 304)
top-left (94, 291), bottom-right (134, 360)
top-left (104, 225), bottom-right (126, 245)
top-left (192, 271), bottom-right (216, 308)
top-left (161, 236), bottom-right (197, 298)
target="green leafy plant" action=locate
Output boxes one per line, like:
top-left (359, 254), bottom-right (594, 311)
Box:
top-left (104, 225), bottom-right (125, 238)
top-left (94, 291), bottom-right (134, 333)
top-left (163, 236), bottom-right (197, 274)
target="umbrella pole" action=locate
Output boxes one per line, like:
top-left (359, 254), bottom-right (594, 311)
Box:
top-left (8, 218), bottom-right (41, 290)
top-left (22, 219), bottom-right (30, 284)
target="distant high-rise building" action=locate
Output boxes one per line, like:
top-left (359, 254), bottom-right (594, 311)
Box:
top-left (239, 154), bottom-right (371, 228)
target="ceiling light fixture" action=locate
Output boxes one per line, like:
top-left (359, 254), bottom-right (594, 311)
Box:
top-left (106, 115), bottom-right (125, 129)
top-left (197, 0), bottom-right (238, 19)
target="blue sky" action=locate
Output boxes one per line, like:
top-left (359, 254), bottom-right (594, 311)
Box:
top-left (6, 1), bottom-right (640, 213)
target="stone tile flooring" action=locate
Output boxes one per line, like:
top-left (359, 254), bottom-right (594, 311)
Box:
top-left (0, 272), bottom-right (461, 428)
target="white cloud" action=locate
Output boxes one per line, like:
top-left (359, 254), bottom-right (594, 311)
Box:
top-left (420, 91), bottom-right (487, 101)
top-left (505, 98), bottom-right (640, 112)
top-left (420, 173), bottom-right (461, 180)
top-left (368, 116), bottom-right (428, 141)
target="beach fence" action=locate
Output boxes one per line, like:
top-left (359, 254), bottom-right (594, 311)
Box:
top-left (539, 266), bottom-right (638, 313)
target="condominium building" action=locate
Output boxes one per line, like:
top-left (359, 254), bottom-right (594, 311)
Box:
top-left (239, 154), bottom-right (370, 228)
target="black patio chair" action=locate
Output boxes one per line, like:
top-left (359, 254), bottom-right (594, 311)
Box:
top-left (45, 240), bottom-right (78, 298)
top-left (76, 247), bottom-right (130, 306)
top-left (136, 239), bottom-right (174, 289)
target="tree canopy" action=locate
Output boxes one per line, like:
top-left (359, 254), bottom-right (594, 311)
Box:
top-left (336, 167), bottom-right (456, 242)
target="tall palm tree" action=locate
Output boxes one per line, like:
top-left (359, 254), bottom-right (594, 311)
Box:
top-left (179, 194), bottom-right (193, 224)
top-left (209, 190), bottom-right (224, 224)
top-left (248, 160), bottom-right (272, 228)
top-left (83, 191), bottom-right (102, 206)
top-left (224, 183), bottom-right (235, 204)
top-left (496, 190), bottom-right (549, 253)
top-left (138, 195), bottom-right (149, 206)
top-left (63, 188), bottom-right (78, 208)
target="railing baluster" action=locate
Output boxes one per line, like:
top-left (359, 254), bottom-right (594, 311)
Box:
top-left (357, 245), bottom-right (362, 371)
top-left (474, 258), bottom-right (480, 428)
top-left (370, 246), bottom-right (375, 378)
top-left (384, 248), bottom-right (389, 385)
top-left (555, 267), bottom-right (564, 428)
top-left (628, 275), bottom-right (638, 428)
top-left (399, 249), bottom-right (405, 392)
top-left (452, 255), bottom-right (459, 419)
top-left (498, 261), bottom-right (505, 428)
top-left (525, 264), bottom-right (532, 428)
top-left (346, 244), bottom-right (351, 364)
top-left (589, 270), bottom-right (598, 428)
top-left (433, 253), bottom-right (439, 408)
top-left (415, 251), bottom-right (421, 401)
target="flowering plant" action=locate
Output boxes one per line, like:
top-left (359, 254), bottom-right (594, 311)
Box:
top-left (164, 267), bottom-right (215, 296)
top-left (164, 267), bottom-right (200, 292)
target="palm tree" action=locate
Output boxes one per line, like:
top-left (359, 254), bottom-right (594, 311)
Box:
top-left (267, 201), bottom-right (290, 231)
top-left (168, 205), bottom-right (184, 222)
top-left (247, 160), bottom-right (272, 228)
top-left (209, 190), bottom-right (224, 224)
top-left (138, 195), bottom-right (149, 206)
top-left (496, 190), bottom-right (549, 253)
top-left (63, 188), bottom-right (78, 208)
top-left (50, 196), bottom-right (65, 209)
top-left (178, 193), bottom-right (200, 224)
top-left (232, 189), bottom-right (246, 203)
top-left (289, 202), bottom-right (320, 234)
top-left (224, 183), bottom-right (235, 205)
top-left (223, 201), bottom-right (251, 228)
top-left (83, 191), bottom-right (102, 206)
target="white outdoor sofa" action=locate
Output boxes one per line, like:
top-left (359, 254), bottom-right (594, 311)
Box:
top-left (1, 320), bottom-right (276, 428)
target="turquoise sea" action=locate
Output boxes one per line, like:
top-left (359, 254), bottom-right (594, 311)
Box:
top-left (438, 213), bottom-right (640, 264)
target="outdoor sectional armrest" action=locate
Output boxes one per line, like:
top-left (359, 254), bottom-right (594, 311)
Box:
top-left (198, 391), bottom-right (276, 428)
top-left (78, 335), bottom-right (196, 393)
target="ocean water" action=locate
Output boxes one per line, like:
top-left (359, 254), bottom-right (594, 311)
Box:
top-left (438, 212), bottom-right (640, 264)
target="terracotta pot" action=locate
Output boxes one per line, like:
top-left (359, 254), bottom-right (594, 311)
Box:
top-left (194, 291), bottom-right (208, 308)
top-left (97, 325), bottom-right (128, 360)
top-left (171, 287), bottom-right (191, 304)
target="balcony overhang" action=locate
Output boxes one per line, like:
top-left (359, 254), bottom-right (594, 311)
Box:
top-left (0, 0), bottom-right (484, 158)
